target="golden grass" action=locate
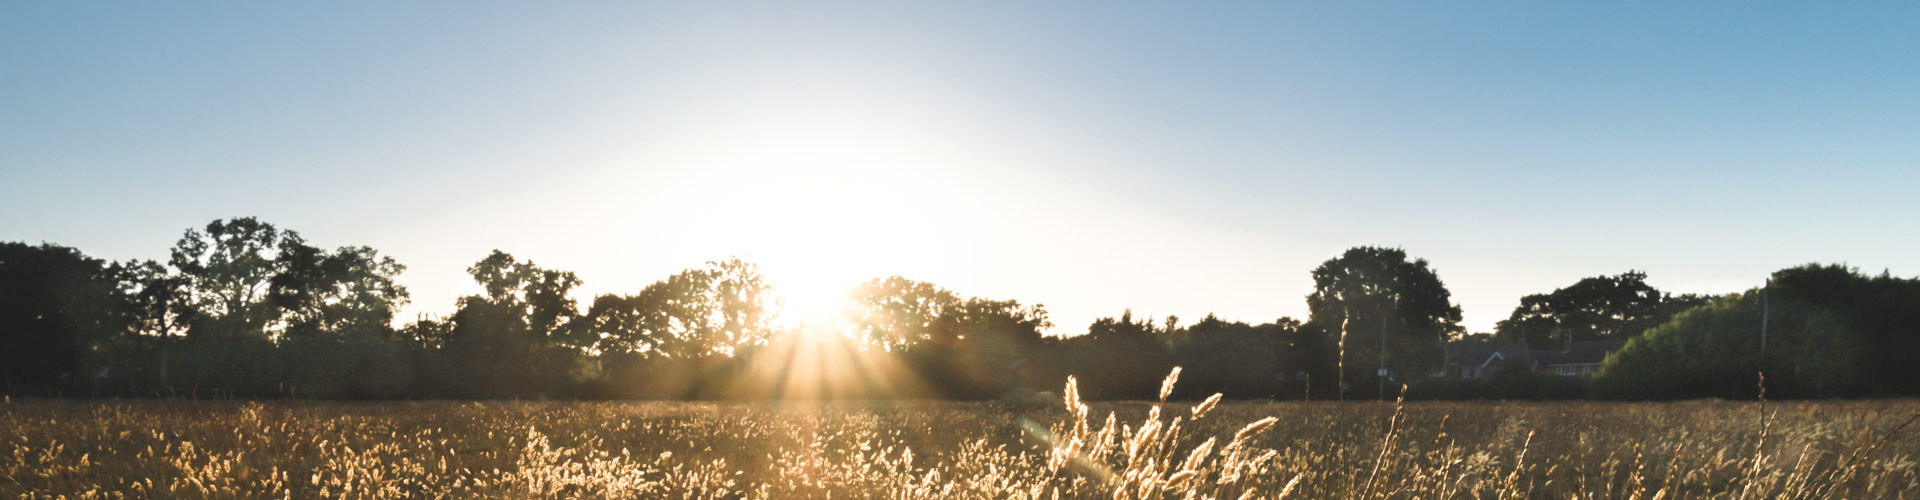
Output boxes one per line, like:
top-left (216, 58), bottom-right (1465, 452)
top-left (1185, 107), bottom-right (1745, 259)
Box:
top-left (4, 371), bottom-right (1917, 499)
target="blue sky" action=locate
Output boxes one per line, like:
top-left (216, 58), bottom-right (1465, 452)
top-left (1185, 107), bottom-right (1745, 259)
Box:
top-left (4, 2), bottom-right (1917, 333)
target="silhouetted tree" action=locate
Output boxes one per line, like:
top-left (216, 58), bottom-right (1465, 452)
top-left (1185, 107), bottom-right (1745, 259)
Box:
top-left (269, 245), bottom-right (409, 342)
top-left (584, 257), bottom-right (778, 359)
top-left (1056, 310), bottom-right (1173, 400)
top-left (844, 276), bottom-right (958, 351)
top-left (575, 257), bottom-right (783, 398)
top-left (119, 260), bottom-right (193, 387)
top-left (1166, 314), bottom-right (1291, 399)
top-left (442, 250), bottom-right (587, 396)
top-left (0, 243), bottom-right (129, 394)
top-left (1768, 264), bottom-right (1920, 397)
top-left (1302, 246), bottom-right (1463, 400)
top-left (168, 218), bottom-right (302, 341)
top-left (841, 276), bottom-right (1051, 399)
top-left (1495, 271), bottom-right (1708, 347)
top-left (1592, 291), bottom-right (1859, 400)
top-left (1591, 264), bottom-right (1920, 399)
top-left (710, 258), bottom-right (778, 352)
top-left (929, 295), bottom-right (1053, 397)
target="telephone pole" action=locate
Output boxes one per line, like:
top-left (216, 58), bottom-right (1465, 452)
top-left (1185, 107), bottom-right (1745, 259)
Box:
top-left (1378, 316), bottom-right (1387, 402)
top-left (1761, 278), bottom-right (1770, 352)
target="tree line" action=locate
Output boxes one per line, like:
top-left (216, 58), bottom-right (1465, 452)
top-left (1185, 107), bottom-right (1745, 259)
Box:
top-left (3, 218), bottom-right (1915, 400)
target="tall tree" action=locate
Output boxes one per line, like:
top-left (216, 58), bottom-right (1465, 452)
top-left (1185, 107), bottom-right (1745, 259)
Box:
top-left (630, 268), bottom-right (720, 357)
top-left (1768, 264), bottom-right (1920, 397)
top-left (844, 276), bottom-right (960, 351)
top-left (168, 217), bottom-right (303, 340)
top-left (583, 258), bottom-right (778, 359)
top-left (844, 276), bottom-right (1051, 351)
top-left (460, 249), bottom-right (582, 341)
top-left (841, 276), bottom-right (1051, 398)
top-left (119, 260), bottom-right (193, 387)
top-left (442, 250), bottom-right (586, 394)
top-left (269, 245), bottom-right (409, 341)
top-left (709, 257), bottom-right (778, 353)
top-left (1304, 246), bottom-right (1463, 399)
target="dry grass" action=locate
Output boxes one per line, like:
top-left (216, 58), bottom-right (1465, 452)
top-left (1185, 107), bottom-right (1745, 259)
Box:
top-left (4, 371), bottom-right (1917, 499)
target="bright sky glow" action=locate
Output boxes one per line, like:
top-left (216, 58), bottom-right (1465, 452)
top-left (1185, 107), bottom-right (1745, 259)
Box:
top-left (4, 2), bottom-right (1918, 334)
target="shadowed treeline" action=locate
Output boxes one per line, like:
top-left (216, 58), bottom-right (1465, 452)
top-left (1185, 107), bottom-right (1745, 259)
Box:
top-left (4, 217), bottom-right (1918, 401)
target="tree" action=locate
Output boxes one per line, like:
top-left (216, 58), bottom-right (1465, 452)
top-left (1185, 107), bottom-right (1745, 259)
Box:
top-left (119, 260), bottom-right (193, 387)
top-left (843, 276), bottom-right (1051, 352)
top-left (1495, 271), bottom-right (1707, 347)
top-left (269, 245), bottom-right (409, 341)
top-left (1055, 310), bottom-right (1173, 400)
top-left (582, 292), bottom-right (666, 355)
top-left (463, 249), bottom-right (582, 343)
top-left (0, 243), bottom-right (129, 393)
top-left (168, 217), bottom-right (302, 340)
top-left (708, 257), bottom-right (778, 353)
top-left (441, 250), bottom-right (586, 395)
top-left (1303, 246), bottom-right (1463, 399)
top-left (1592, 291), bottom-right (1860, 400)
top-left (583, 257), bottom-right (778, 359)
top-left (1767, 264), bottom-right (1920, 397)
top-left (844, 276), bottom-right (959, 350)
top-left (839, 276), bottom-right (1051, 399)
top-left (624, 268), bottom-right (719, 357)
top-left (1166, 314), bottom-right (1292, 399)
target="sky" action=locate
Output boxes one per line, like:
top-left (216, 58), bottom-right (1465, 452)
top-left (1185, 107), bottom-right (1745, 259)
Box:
top-left (4, 2), bottom-right (1918, 335)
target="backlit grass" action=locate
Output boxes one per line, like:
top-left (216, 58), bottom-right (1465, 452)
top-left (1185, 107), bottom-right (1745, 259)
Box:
top-left (4, 373), bottom-right (1916, 499)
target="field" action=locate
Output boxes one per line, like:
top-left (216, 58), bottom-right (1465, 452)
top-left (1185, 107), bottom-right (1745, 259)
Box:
top-left (4, 386), bottom-right (1918, 499)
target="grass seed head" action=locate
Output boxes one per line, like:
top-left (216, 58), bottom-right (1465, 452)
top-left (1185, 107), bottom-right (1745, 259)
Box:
top-left (1192, 393), bottom-right (1223, 420)
top-left (1160, 367), bottom-right (1183, 402)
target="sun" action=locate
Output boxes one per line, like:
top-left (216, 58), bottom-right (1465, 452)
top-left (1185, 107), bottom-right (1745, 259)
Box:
top-left (759, 252), bottom-right (867, 342)
top-left (777, 285), bottom-right (856, 338)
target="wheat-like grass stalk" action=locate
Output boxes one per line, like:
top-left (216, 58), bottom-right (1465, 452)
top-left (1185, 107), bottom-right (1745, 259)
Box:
top-left (4, 379), bottom-right (1918, 499)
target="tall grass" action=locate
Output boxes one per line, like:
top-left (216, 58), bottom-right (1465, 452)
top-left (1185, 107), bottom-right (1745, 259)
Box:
top-left (4, 369), bottom-right (1916, 499)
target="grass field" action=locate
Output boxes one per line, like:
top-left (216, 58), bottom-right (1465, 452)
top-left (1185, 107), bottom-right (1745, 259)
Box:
top-left (4, 378), bottom-right (1917, 499)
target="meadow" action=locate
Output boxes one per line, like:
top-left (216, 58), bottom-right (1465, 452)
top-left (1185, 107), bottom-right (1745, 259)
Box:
top-left (4, 376), bottom-right (1917, 499)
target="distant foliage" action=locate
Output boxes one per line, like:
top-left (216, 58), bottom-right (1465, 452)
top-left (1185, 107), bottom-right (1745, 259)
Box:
top-left (1049, 310), bottom-right (1173, 400)
top-left (0, 242), bottom-right (127, 392)
top-left (5, 223), bottom-right (1917, 402)
top-left (1299, 246), bottom-right (1464, 401)
top-left (1494, 271), bottom-right (1708, 346)
top-left (1770, 264), bottom-right (1920, 397)
top-left (1594, 264), bottom-right (1920, 400)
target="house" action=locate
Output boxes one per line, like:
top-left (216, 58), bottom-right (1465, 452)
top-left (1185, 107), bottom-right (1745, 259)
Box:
top-left (1440, 341), bottom-right (1521, 379)
top-left (1439, 339), bottom-right (1628, 378)
top-left (1526, 339), bottom-right (1627, 376)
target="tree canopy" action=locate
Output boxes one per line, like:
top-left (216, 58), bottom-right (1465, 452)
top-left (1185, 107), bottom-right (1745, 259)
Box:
top-left (5, 220), bottom-right (1915, 402)
top-left (0, 243), bottom-right (126, 391)
top-left (1591, 264), bottom-right (1920, 399)
top-left (1303, 246), bottom-right (1463, 399)
top-left (1495, 271), bottom-right (1708, 347)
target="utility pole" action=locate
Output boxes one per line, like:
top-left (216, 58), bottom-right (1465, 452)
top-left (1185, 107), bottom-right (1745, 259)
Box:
top-left (1761, 278), bottom-right (1770, 352)
top-left (1379, 316), bottom-right (1388, 402)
